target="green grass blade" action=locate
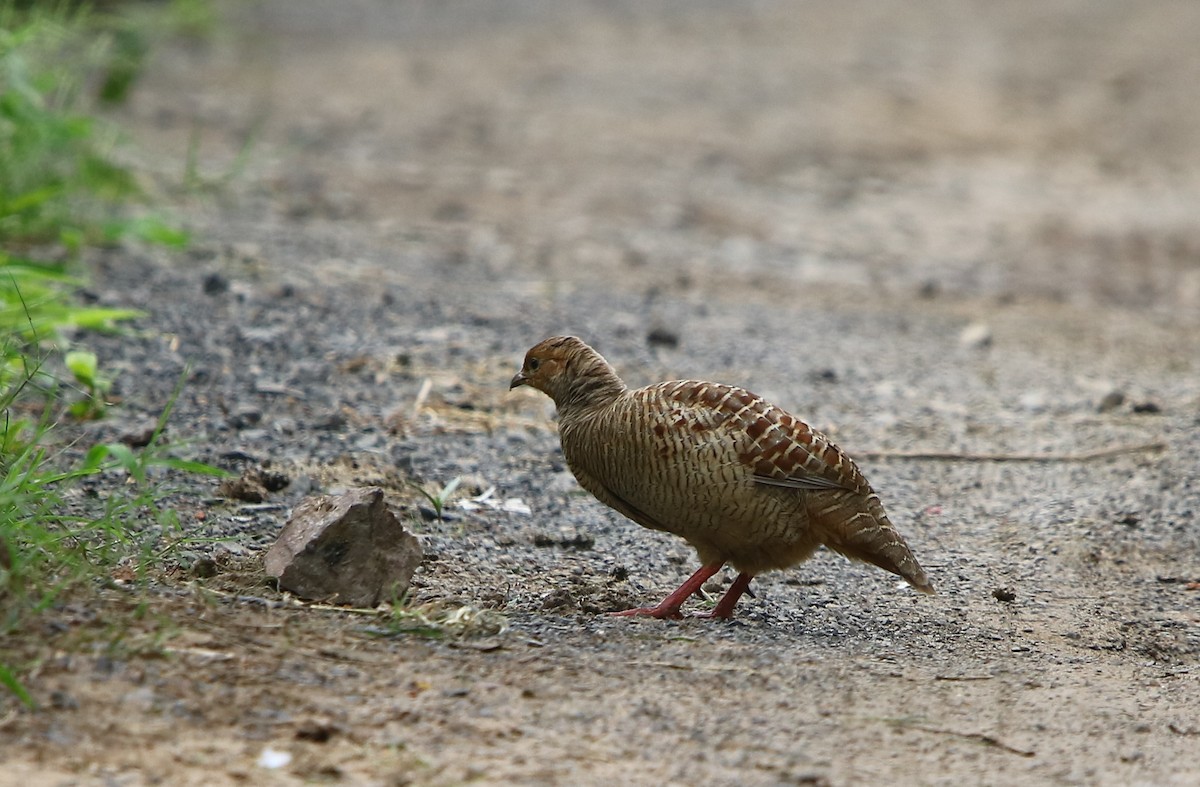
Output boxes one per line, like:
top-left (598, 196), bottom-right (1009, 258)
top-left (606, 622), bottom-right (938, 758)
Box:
top-left (0, 663), bottom-right (36, 709)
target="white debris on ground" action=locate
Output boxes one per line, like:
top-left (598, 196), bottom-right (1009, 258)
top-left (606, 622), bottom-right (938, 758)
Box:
top-left (457, 486), bottom-right (532, 516)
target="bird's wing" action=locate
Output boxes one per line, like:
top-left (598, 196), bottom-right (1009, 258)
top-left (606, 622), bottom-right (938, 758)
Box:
top-left (650, 380), bottom-right (864, 494)
top-left (750, 472), bottom-right (851, 492)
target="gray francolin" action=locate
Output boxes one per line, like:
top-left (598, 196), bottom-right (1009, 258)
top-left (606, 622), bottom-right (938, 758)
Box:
top-left (510, 336), bottom-right (934, 619)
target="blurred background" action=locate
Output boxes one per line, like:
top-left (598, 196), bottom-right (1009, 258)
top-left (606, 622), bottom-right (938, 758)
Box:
top-left (123, 0), bottom-right (1200, 314)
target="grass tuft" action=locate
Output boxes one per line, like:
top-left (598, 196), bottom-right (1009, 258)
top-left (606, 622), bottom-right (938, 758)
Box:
top-left (0, 0), bottom-right (218, 706)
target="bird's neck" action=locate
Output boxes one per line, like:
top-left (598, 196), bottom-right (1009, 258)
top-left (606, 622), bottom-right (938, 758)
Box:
top-left (555, 361), bottom-right (627, 418)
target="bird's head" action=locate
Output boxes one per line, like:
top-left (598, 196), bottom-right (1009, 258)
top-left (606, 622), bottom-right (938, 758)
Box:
top-left (510, 336), bottom-right (624, 409)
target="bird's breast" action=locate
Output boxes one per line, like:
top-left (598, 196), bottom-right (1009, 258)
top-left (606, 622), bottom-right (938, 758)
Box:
top-left (559, 397), bottom-right (789, 537)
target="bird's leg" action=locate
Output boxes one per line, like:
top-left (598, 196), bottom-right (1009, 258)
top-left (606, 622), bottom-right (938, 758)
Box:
top-left (691, 571), bottom-right (755, 619)
top-left (610, 562), bottom-right (725, 619)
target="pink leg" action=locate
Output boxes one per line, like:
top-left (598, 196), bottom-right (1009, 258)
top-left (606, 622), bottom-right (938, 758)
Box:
top-left (610, 562), bottom-right (725, 619)
top-left (692, 572), bottom-right (754, 619)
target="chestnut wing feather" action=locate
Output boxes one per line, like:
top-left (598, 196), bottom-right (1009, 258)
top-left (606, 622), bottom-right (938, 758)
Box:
top-left (654, 380), bottom-right (863, 494)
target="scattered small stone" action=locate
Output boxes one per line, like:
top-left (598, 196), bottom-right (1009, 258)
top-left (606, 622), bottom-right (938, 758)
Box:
top-left (810, 368), bottom-right (838, 384)
top-left (417, 504), bottom-right (458, 522)
top-left (646, 326), bottom-right (680, 348)
top-left (789, 773), bottom-right (832, 787)
top-left (265, 487), bottom-right (423, 607)
top-left (295, 721), bottom-right (339, 743)
top-left (449, 638), bottom-right (504, 652)
top-left (50, 690), bottom-right (79, 710)
top-left (313, 410), bottom-right (347, 431)
top-left (217, 466), bottom-right (291, 502)
top-left (190, 557), bottom-right (219, 579)
top-left (219, 449), bottom-right (260, 464)
top-left (959, 322), bottom-right (993, 349)
top-left (531, 528), bottom-right (595, 550)
top-left (1118, 514), bottom-right (1140, 528)
top-left (918, 280), bottom-right (940, 299)
top-left (540, 588), bottom-right (577, 611)
top-left (992, 587), bottom-right (1017, 602)
top-left (119, 423), bottom-right (158, 448)
top-left (1131, 400), bottom-right (1162, 414)
top-left (1096, 389), bottom-right (1125, 413)
top-left (202, 272), bottom-right (229, 296)
top-left (273, 417), bottom-right (299, 435)
top-left (256, 747), bottom-right (292, 770)
top-left (229, 407), bottom-right (262, 429)
top-left (257, 467), bottom-right (291, 493)
top-left (218, 474), bottom-right (267, 503)
top-left (1018, 390), bottom-right (1047, 412)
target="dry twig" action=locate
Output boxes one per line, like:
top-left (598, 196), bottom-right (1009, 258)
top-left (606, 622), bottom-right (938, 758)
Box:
top-left (900, 723), bottom-right (1036, 757)
top-left (855, 440), bottom-right (1165, 463)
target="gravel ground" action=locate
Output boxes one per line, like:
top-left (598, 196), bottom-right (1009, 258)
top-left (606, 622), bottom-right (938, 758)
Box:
top-left (4, 1), bottom-right (1200, 784)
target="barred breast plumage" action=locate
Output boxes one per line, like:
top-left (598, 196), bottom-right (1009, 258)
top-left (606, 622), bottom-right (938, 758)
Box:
top-left (510, 335), bottom-right (934, 619)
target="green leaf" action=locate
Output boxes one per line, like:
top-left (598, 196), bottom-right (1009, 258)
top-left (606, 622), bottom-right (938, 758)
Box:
top-left (2, 184), bottom-right (63, 214)
top-left (65, 307), bottom-right (144, 331)
top-left (128, 216), bottom-right (189, 248)
top-left (0, 663), bottom-right (36, 710)
top-left (152, 458), bottom-right (233, 478)
top-left (104, 442), bottom-right (144, 483)
top-left (64, 350), bottom-right (97, 387)
top-left (81, 442), bottom-right (113, 472)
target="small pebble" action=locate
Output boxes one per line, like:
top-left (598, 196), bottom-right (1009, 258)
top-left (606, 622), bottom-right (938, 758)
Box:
top-left (959, 322), bottom-right (993, 349)
top-left (202, 272), bottom-right (229, 295)
top-left (190, 557), bottom-right (219, 578)
top-left (646, 327), bottom-right (680, 348)
top-left (1096, 390), bottom-right (1125, 413)
top-left (257, 747), bottom-right (292, 769)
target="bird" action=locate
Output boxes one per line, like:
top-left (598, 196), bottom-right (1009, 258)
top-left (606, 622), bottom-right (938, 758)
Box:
top-left (510, 335), bottom-right (934, 620)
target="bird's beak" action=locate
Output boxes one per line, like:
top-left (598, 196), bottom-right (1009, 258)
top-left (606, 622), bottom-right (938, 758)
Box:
top-left (509, 371), bottom-right (528, 390)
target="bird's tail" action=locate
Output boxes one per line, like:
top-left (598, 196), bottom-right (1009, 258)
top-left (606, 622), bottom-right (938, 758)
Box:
top-left (810, 492), bottom-right (935, 594)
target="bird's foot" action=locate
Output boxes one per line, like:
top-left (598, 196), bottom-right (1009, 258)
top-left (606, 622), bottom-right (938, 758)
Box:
top-left (686, 608), bottom-right (735, 620)
top-left (608, 605), bottom-right (683, 620)
top-left (607, 562), bottom-right (726, 620)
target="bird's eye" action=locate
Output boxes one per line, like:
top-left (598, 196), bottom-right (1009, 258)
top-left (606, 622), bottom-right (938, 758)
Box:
top-left (527, 357), bottom-right (541, 372)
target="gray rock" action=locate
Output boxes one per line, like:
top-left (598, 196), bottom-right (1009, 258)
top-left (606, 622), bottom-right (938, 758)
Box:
top-left (265, 487), bottom-right (422, 607)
